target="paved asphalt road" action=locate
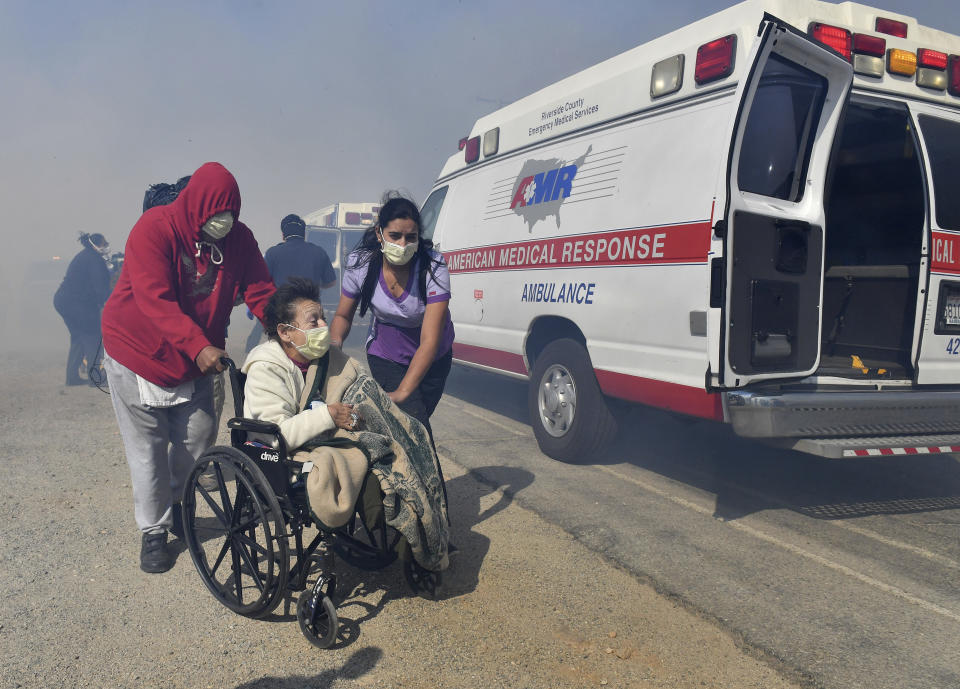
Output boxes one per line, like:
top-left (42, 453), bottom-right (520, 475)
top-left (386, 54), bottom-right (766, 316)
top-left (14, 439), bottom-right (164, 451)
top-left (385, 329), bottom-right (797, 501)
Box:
top-left (426, 359), bottom-right (960, 689)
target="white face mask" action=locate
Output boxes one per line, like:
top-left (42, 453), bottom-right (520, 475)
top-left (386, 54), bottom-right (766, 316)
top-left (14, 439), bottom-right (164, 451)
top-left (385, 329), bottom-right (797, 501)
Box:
top-left (202, 211), bottom-right (234, 240)
top-left (381, 239), bottom-right (418, 266)
top-left (284, 324), bottom-right (330, 359)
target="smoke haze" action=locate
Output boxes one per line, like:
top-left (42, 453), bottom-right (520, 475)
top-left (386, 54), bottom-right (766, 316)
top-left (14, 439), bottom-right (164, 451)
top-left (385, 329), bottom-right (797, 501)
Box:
top-left (2, 0), bottom-right (957, 347)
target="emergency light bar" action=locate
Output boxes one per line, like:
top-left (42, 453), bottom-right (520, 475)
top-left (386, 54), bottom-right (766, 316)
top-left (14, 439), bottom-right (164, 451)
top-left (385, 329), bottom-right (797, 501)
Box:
top-left (452, 11), bottom-right (960, 163)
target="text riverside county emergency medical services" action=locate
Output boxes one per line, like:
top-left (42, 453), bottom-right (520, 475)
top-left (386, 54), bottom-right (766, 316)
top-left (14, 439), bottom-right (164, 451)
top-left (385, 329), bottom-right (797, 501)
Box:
top-left (529, 98), bottom-right (600, 137)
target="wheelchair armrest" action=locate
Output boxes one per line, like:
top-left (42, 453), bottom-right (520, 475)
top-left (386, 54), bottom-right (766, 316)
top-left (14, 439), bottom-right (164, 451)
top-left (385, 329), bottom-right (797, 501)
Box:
top-left (227, 417), bottom-right (281, 435)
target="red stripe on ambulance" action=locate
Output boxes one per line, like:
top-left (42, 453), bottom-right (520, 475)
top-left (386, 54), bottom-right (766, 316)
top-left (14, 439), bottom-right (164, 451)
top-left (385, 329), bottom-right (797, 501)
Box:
top-left (444, 221), bottom-right (712, 274)
top-left (931, 231), bottom-right (960, 275)
top-left (451, 343), bottom-right (723, 420)
top-left (594, 369), bottom-right (724, 421)
top-left (452, 342), bottom-right (528, 375)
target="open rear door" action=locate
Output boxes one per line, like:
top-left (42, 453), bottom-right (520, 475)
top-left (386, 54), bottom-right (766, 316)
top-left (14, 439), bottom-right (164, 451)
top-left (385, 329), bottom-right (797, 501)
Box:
top-left (714, 19), bottom-right (852, 387)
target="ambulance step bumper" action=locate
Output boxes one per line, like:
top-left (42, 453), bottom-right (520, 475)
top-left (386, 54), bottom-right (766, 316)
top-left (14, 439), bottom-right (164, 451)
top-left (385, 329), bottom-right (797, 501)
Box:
top-left (780, 434), bottom-right (960, 459)
top-left (725, 389), bottom-right (960, 438)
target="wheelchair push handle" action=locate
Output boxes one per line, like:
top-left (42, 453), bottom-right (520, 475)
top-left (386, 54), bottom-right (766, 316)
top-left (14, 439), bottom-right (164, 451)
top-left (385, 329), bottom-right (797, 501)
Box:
top-left (219, 356), bottom-right (238, 373)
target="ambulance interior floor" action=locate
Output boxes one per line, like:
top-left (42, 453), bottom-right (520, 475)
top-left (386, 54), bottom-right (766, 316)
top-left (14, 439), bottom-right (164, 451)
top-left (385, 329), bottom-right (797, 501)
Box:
top-left (816, 353), bottom-right (910, 379)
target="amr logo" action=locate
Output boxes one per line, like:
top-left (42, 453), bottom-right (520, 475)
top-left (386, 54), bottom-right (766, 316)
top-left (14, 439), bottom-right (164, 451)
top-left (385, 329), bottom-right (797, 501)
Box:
top-left (508, 145), bottom-right (591, 231)
top-left (510, 164), bottom-right (578, 209)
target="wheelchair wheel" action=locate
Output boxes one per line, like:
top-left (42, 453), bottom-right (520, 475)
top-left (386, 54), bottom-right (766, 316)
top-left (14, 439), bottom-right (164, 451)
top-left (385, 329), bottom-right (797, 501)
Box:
top-left (296, 589), bottom-right (338, 649)
top-left (403, 559), bottom-right (442, 599)
top-left (182, 446), bottom-right (289, 619)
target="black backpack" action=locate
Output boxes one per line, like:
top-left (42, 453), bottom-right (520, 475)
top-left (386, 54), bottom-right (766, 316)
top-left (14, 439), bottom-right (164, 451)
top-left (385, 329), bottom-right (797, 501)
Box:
top-left (142, 175), bottom-right (191, 212)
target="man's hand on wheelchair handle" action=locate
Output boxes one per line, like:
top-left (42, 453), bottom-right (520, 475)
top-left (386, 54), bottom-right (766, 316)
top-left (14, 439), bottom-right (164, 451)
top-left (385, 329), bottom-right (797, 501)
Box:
top-left (327, 402), bottom-right (361, 431)
top-left (196, 345), bottom-right (228, 374)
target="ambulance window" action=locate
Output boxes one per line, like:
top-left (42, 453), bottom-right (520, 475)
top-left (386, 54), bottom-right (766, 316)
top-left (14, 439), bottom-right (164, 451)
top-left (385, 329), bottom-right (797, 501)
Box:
top-left (737, 54), bottom-right (827, 202)
top-left (306, 228), bottom-right (338, 259)
top-left (419, 186), bottom-right (448, 242)
top-left (918, 115), bottom-right (960, 231)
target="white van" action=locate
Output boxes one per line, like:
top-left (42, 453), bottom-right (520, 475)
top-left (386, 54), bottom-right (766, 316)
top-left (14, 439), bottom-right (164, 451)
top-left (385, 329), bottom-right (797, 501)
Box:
top-left (421, 0), bottom-right (960, 461)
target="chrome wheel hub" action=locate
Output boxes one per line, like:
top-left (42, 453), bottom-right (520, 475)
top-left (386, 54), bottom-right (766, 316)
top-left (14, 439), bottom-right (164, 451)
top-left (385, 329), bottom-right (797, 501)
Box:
top-left (537, 364), bottom-right (577, 438)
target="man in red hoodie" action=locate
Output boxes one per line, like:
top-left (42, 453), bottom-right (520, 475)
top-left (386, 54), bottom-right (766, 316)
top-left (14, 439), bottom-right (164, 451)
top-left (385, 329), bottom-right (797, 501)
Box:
top-left (102, 162), bottom-right (276, 573)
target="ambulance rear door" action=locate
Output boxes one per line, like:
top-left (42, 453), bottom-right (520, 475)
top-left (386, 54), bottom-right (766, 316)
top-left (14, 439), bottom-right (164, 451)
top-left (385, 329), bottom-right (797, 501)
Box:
top-left (712, 18), bottom-right (853, 387)
top-left (911, 105), bottom-right (960, 385)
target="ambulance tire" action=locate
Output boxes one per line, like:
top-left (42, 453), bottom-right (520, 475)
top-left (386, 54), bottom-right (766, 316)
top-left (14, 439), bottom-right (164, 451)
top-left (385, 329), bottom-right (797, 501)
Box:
top-left (528, 338), bottom-right (617, 462)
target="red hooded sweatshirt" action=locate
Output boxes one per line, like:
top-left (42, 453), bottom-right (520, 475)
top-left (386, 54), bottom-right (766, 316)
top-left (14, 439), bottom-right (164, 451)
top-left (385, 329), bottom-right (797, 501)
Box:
top-left (102, 162), bottom-right (276, 387)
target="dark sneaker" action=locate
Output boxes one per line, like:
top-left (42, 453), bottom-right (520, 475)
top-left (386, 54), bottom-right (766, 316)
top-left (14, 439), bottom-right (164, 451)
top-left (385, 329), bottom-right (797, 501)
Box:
top-left (170, 503), bottom-right (184, 540)
top-left (140, 532), bottom-right (173, 573)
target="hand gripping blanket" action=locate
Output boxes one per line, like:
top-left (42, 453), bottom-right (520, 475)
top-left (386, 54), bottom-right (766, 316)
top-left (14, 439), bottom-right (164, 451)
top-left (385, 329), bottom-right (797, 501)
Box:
top-left (297, 349), bottom-right (449, 572)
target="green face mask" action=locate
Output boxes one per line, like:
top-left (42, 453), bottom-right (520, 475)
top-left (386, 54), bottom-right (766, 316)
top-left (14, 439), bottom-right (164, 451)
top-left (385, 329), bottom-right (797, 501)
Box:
top-left (285, 324), bottom-right (330, 359)
top-left (202, 211), bottom-right (234, 240)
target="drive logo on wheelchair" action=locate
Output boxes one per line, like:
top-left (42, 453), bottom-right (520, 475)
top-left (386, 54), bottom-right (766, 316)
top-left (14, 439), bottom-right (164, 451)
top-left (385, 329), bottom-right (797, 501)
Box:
top-left (260, 451), bottom-right (280, 463)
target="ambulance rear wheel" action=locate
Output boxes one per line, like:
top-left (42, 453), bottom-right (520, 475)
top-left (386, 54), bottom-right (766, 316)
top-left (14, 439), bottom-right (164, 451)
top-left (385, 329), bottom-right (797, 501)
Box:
top-left (528, 338), bottom-right (616, 462)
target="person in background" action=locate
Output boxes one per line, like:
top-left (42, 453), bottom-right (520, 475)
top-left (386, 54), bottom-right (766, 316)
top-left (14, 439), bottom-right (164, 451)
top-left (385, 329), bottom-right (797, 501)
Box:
top-left (266, 213), bottom-right (337, 289)
top-left (54, 232), bottom-right (111, 386)
top-left (101, 162), bottom-right (276, 574)
top-left (246, 213), bottom-right (337, 352)
top-left (329, 194), bottom-right (455, 443)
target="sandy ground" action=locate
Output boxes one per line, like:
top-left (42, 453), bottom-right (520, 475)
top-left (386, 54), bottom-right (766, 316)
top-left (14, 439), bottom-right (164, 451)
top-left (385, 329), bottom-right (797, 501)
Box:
top-left (0, 347), bottom-right (802, 689)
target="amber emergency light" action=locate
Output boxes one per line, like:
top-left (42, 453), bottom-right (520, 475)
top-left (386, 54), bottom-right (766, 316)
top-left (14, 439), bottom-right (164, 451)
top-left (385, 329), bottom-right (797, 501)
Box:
top-left (888, 49), bottom-right (918, 76)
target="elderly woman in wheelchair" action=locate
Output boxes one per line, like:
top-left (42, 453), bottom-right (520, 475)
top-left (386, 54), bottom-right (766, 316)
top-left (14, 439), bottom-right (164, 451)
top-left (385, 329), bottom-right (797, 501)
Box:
top-left (180, 277), bottom-right (449, 648)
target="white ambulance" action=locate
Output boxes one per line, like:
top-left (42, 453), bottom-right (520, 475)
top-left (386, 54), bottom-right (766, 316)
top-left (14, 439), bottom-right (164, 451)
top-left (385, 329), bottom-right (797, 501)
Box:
top-left (420, 0), bottom-right (960, 461)
top-left (302, 201), bottom-right (380, 313)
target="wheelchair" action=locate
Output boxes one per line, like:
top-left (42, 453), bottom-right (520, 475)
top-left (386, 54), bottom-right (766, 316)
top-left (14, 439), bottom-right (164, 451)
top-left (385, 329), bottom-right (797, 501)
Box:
top-left (180, 359), bottom-right (441, 648)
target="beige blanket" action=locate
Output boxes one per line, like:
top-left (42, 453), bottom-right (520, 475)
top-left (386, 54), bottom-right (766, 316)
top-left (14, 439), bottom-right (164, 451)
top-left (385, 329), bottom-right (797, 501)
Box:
top-left (293, 351), bottom-right (367, 529)
top-left (293, 349), bottom-right (449, 571)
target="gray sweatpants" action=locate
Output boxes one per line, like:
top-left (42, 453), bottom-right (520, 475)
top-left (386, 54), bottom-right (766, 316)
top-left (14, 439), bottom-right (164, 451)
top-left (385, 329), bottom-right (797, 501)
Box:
top-left (105, 357), bottom-right (217, 535)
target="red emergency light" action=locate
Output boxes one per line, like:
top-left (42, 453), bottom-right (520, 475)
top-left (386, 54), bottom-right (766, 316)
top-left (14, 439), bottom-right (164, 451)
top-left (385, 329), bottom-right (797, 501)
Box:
top-left (853, 33), bottom-right (886, 57)
top-left (875, 17), bottom-right (908, 38)
top-left (464, 135), bottom-right (481, 164)
top-left (810, 23), bottom-right (852, 60)
top-left (695, 35), bottom-right (736, 85)
top-left (918, 48), bottom-right (948, 70)
top-left (949, 55), bottom-right (960, 96)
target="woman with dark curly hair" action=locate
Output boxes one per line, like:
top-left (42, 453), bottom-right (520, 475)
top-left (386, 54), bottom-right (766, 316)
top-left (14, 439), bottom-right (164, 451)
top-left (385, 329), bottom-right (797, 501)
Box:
top-left (54, 232), bottom-right (111, 385)
top-left (329, 194), bottom-right (455, 442)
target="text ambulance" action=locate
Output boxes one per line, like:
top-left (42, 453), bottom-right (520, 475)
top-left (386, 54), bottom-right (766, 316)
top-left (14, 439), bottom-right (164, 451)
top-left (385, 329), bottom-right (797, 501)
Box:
top-left (420, 0), bottom-right (960, 461)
